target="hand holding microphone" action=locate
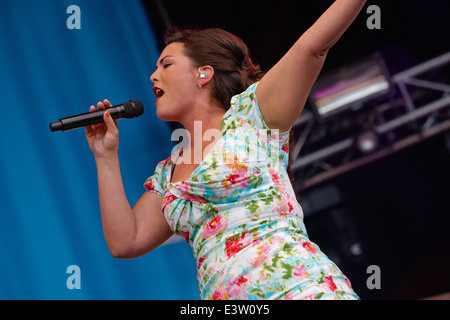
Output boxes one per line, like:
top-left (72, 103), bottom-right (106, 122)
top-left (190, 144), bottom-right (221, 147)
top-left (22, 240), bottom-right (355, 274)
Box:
top-left (49, 99), bottom-right (144, 132)
top-left (49, 99), bottom-right (144, 158)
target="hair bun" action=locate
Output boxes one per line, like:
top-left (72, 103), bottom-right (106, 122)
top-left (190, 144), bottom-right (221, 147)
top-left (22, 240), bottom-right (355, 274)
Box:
top-left (240, 57), bottom-right (264, 86)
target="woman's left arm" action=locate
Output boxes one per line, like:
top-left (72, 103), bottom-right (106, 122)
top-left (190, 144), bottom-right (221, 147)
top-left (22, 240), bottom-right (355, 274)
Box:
top-left (256, 0), bottom-right (367, 132)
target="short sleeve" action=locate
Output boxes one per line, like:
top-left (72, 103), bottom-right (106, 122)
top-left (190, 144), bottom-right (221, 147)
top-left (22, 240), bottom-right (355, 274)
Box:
top-left (228, 82), bottom-right (268, 130)
top-left (228, 82), bottom-right (291, 135)
top-left (225, 82), bottom-right (291, 171)
top-left (143, 157), bottom-right (172, 197)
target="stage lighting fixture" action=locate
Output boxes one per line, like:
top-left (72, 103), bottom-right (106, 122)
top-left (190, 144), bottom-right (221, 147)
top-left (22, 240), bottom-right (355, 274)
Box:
top-left (309, 53), bottom-right (390, 119)
top-left (356, 130), bottom-right (379, 153)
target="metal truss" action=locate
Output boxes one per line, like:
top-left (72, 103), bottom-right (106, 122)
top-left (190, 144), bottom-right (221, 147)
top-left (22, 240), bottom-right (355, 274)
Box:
top-left (292, 51), bottom-right (450, 191)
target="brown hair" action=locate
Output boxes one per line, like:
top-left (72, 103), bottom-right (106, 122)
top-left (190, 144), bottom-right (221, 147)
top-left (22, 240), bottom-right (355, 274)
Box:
top-left (164, 27), bottom-right (264, 109)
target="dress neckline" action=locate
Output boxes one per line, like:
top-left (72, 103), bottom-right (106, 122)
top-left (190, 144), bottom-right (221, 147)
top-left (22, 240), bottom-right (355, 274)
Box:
top-left (169, 132), bottom-right (225, 185)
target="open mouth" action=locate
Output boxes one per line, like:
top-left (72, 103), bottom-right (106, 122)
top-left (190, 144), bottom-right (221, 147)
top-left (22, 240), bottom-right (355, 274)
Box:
top-left (153, 87), bottom-right (164, 98)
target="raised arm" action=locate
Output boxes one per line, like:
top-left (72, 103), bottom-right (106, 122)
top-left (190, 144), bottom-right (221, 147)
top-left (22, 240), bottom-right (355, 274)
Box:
top-left (256, 0), bottom-right (367, 132)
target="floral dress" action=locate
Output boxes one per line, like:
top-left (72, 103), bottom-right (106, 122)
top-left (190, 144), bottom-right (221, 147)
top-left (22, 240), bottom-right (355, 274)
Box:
top-left (144, 82), bottom-right (359, 300)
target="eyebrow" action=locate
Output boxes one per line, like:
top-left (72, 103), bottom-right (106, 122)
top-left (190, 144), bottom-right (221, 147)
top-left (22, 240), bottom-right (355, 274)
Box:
top-left (155, 55), bottom-right (172, 69)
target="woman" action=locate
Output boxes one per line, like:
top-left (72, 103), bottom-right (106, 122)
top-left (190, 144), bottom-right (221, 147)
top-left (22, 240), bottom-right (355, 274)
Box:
top-left (86, 0), bottom-right (366, 299)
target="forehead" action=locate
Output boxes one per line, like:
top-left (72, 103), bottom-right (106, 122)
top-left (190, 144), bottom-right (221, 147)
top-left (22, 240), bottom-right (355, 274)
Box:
top-left (159, 42), bottom-right (185, 60)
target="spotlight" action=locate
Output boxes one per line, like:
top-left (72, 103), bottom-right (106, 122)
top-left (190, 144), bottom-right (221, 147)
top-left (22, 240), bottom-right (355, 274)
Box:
top-left (309, 53), bottom-right (390, 119)
top-left (356, 130), bottom-right (379, 153)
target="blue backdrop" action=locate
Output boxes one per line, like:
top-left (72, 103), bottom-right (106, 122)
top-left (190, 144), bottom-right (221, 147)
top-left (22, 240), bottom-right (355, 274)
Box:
top-left (0, 0), bottom-right (199, 299)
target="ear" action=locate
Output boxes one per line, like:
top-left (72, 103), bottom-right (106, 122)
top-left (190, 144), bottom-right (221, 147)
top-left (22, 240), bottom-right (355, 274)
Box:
top-left (197, 65), bottom-right (214, 87)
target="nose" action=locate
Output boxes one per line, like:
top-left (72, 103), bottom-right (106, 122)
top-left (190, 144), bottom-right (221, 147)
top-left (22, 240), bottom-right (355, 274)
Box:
top-left (150, 70), bottom-right (158, 83)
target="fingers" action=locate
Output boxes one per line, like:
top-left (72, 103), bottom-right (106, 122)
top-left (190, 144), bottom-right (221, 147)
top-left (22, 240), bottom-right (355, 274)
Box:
top-left (103, 109), bottom-right (118, 134)
top-left (87, 99), bottom-right (118, 130)
top-left (86, 100), bottom-right (112, 134)
top-left (96, 99), bottom-right (112, 110)
top-left (103, 99), bottom-right (112, 108)
top-left (85, 105), bottom-right (97, 135)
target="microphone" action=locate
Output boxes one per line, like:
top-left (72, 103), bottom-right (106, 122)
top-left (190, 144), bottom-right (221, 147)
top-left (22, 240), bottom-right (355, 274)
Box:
top-left (49, 100), bottom-right (144, 132)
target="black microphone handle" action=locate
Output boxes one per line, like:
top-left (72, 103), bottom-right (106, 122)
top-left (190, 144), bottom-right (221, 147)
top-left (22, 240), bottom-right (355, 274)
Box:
top-left (50, 106), bottom-right (126, 132)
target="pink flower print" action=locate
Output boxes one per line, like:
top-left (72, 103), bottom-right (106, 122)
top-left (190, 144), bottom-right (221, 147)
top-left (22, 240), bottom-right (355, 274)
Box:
top-left (268, 166), bottom-right (284, 191)
top-left (221, 156), bottom-right (249, 189)
top-left (269, 236), bottom-right (283, 245)
top-left (197, 255), bottom-right (206, 269)
top-left (178, 181), bottom-right (192, 193)
top-left (287, 199), bottom-right (294, 213)
top-left (163, 156), bottom-right (172, 167)
top-left (226, 276), bottom-right (248, 299)
top-left (276, 200), bottom-right (288, 218)
top-left (283, 291), bottom-right (295, 300)
top-left (281, 143), bottom-right (289, 154)
top-left (275, 194), bottom-right (294, 217)
top-left (182, 193), bottom-right (207, 204)
top-left (237, 276), bottom-right (248, 286)
top-left (162, 193), bottom-right (177, 208)
top-left (144, 179), bottom-right (154, 190)
top-left (302, 241), bottom-right (318, 255)
top-left (225, 236), bottom-right (245, 259)
top-left (293, 265), bottom-right (311, 280)
top-left (212, 283), bottom-right (228, 300)
top-left (179, 230), bottom-right (190, 243)
top-left (221, 173), bottom-right (240, 189)
top-left (203, 215), bottom-right (228, 239)
top-left (221, 171), bottom-right (249, 189)
top-left (324, 275), bottom-right (338, 292)
top-left (344, 277), bottom-right (353, 290)
top-left (225, 231), bottom-right (254, 259)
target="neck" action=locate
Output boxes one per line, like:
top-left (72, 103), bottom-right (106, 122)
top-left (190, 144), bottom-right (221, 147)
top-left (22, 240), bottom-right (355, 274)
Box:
top-left (176, 98), bottom-right (225, 165)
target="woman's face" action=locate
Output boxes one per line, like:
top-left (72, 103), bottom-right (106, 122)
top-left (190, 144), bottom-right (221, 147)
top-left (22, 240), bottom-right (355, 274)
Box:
top-left (150, 42), bottom-right (199, 122)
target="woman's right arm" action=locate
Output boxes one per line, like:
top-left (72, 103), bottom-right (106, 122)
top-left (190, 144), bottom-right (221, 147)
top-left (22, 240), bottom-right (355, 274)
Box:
top-left (86, 100), bottom-right (173, 259)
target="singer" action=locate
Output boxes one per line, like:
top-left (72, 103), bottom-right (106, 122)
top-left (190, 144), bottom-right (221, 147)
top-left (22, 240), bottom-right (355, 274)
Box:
top-left (85, 0), bottom-right (366, 300)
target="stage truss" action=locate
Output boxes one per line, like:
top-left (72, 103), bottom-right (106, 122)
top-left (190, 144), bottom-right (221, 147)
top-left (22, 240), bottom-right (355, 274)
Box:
top-left (292, 51), bottom-right (450, 192)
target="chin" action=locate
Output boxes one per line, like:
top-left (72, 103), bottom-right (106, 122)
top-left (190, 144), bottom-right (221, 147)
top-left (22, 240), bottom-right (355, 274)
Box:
top-left (156, 107), bottom-right (181, 123)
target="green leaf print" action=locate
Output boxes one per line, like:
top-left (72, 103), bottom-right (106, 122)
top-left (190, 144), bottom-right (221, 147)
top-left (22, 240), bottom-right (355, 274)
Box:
top-left (210, 157), bottom-right (218, 171)
top-left (281, 261), bottom-right (294, 280)
top-left (315, 292), bottom-right (325, 300)
top-left (282, 243), bottom-right (294, 255)
top-left (258, 193), bottom-right (274, 206)
top-left (317, 270), bottom-right (326, 284)
top-left (250, 287), bottom-right (266, 299)
top-left (271, 253), bottom-right (280, 268)
top-left (247, 175), bottom-right (263, 188)
top-left (245, 199), bottom-right (260, 215)
top-left (263, 261), bottom-right (275, 273)
top-left (199, 172), bottom-right (213, 184)
top-left (203, 203), bottom-right (218, 215)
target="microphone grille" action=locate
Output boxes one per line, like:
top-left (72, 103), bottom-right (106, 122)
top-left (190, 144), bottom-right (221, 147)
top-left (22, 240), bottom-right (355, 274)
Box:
top-left (123, 100), bottom-right (144, 118)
